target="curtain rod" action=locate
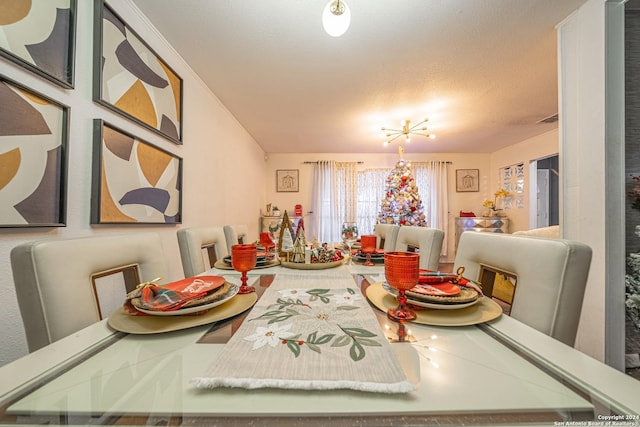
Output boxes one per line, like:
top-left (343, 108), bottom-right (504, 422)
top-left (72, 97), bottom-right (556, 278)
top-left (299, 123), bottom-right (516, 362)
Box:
top-left (303, 161), bottom-right (364, 164)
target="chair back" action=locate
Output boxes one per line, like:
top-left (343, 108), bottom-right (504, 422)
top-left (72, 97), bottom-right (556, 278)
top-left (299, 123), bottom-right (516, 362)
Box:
top-left (513, 225), bottom-right (561, 238)
top-left (394, 226), bottom-right (444, 270)
top-left (454, 232), bottom-right (592, 346)
top-left (223, 225), bottom-right (250, 254)
top-left (373, 224), bottom-right (400, 251)
top-left (11, 232), bottom-right (167, 352)
top-left (177, 226), bottom-right (228, 277)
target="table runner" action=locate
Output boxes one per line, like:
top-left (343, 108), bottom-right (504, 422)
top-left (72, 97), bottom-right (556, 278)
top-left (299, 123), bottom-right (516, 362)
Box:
top-left (193, 272), bottom-right (415, 393)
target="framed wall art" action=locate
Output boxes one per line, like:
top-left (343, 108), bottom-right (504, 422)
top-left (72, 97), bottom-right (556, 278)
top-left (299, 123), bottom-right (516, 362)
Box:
top-left (91, 120), bottom-right (182, 224)
top-left (0, 0), bottom-right (77, 88)
top-left (276, 169), bottom-right (299, 192)
top-left (93, 0), bottom-right (183, 144)
top-left (0, 74), bottom-right (69, 227)
top-left (456, 169), bottom-right (479, 192)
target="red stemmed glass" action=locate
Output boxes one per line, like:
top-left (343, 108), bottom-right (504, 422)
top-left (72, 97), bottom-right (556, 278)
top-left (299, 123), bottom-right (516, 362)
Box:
top-left (259, 232), bottom-right (275, 259)
top-left (384, 251), bottom-right (419, 322)
top-left (360, 235), bottom-right (377, 266)
top-left (231, 244), bottom-right (257, 294)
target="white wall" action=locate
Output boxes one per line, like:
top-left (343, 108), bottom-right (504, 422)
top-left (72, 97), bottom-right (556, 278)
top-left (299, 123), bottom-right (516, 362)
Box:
top-left (490, 129), bottom-right (559, 232)
top-left (265, 152), bottom-right (492, 263)
top-left (558, 0), bottom-right (626, 365)
top-left (0, 0), bottom-right (266, 366)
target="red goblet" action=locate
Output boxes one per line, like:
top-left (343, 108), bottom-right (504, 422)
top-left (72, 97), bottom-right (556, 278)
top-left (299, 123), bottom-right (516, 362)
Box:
top-left (259, 232), bottom-right (275, 259)
top-left (231, 244), bottom-right (257, 294)
top-left (360, 235), bottom-right (377, 266)
top-left (384, 251), bottom-right (419, 322)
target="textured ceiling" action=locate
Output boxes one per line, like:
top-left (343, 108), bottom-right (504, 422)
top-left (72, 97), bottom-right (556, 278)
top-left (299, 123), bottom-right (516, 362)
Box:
top-left (132, 0), bottom-right (588, 154)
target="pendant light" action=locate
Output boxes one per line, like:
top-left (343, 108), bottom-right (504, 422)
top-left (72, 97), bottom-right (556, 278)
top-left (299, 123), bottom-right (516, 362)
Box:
top-left (322, 0), bottom-right (351, 37)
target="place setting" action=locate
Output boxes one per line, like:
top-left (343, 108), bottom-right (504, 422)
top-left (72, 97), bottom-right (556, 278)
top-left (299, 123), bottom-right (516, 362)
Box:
top-left (213, 234), bottom-right (280, 271)
top-left (107, 251), bottom-right (261, 334)
top-left (366, 255), bottom-right (503, 327)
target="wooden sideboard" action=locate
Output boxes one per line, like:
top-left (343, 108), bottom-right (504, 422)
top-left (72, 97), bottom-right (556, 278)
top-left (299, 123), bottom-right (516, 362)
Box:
top-left (455, 216), bottom-right (509, 250)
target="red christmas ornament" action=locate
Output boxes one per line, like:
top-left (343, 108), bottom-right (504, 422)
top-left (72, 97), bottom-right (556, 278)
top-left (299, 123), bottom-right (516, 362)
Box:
top-left (410, 206), bottom-right (416, 212)
top-left (401, 176), bottom-right (408, 182)
top-left (400, 219), bottom-right (406, 225)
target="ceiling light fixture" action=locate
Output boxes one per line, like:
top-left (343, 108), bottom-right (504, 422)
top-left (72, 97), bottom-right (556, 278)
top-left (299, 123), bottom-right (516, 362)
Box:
top-left (322, 0), bottom-right (350, 37)
top-left (381, 118), bottom-right (436, 146)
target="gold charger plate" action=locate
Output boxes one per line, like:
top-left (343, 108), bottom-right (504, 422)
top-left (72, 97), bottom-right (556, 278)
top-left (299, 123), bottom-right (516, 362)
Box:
top-left (366, 282), bottom-right (502, 326)
top-left (107, 292), bottom-right (258, 334)
top-left (280, 258), bottom-right (345, 270)
top-left (213, 258), bottom-right (280, 270)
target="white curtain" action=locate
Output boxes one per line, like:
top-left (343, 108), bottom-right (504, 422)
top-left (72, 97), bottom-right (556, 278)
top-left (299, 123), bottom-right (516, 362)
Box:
top-left (336, 162), bottom-right (358, 225)
top-left (311, 161), bottom-right (358, 243)
top-left (357, 168), bottom-right (388, 235)
top-left (413, 161), bottom-right (450, 256)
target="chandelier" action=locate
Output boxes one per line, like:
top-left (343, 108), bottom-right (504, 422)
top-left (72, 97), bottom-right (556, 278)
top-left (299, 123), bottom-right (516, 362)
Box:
top-left (381, 118), bottom-right (435, 146)
top-left (322, 0), bottom-right (351, 37)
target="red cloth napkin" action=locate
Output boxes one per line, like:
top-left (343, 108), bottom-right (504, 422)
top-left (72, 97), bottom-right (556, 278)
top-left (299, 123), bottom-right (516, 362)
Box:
top-left (126, 276), bottom-right (225, 312)
top-left (418, 269), bottom-right (484, 295)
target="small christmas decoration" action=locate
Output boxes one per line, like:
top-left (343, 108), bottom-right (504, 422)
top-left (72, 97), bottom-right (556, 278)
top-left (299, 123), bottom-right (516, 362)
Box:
top-left (377, 146), bottom-right (427, 226)
top-left (291, 231), bottom-right (306, 263)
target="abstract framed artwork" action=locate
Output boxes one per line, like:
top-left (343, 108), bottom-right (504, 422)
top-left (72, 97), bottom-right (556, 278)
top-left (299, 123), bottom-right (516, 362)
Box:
top-left (93, 0), bottom-right (183, 144)
top-left (456, 169), bottom-right (479, 192)
top-left (0, 0), bottom-right (77, 88)
top-left (276, 169), bottom-right (299, 192)
top-left (0, 74), bottom-right (68, 227)
top-left (91, 120), bottom-right (182, 224)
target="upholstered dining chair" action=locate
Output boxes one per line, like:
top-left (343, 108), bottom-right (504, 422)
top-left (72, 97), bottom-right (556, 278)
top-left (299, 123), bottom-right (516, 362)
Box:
top-left (393, 226), bottom-right (445, 270)
top-left (11, 232), bottom-right (168, 352)
top-left (373, 224), bottom-right (400, 251)
top-left (513, 225), bottom-right (561, 238)
top-left (454, 231), bottom-right (592, 346)
top-left (177, 226), bottom-right (228, 277)
top-left (223, 225), bottom-right (250, 254)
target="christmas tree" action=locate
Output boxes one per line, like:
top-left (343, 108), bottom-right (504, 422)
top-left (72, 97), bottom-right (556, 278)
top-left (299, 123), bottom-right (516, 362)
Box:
top-left (377, 147), bottom-right (427, 226)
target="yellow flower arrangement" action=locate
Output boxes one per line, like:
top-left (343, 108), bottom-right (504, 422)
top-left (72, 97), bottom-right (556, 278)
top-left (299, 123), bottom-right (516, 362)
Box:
top-left (483, 189), bottom-right (510, 212)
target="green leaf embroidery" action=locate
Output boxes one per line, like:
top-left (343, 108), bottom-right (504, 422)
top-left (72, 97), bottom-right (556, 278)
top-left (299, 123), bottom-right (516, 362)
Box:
top-left (267, 314), bottom-right (294, 324)
top-left (336, 305), bottom-right (359, 311)
top-left (332, 335), bottom-right (351, 347)
top-left (286, 341), bottom-right (301, 357)
top-left (341, 327), bottom-right (377, 338)
top-left (306, 343), bottom-right (321, 353)
top-left (313, 334), bottom-right (335, 345)
top-left (347, 288), bottom-right (356, 295)
top-left (356, 338), bottom-right (382, 347)
top-left (350, 341), bottom-right (365, 361)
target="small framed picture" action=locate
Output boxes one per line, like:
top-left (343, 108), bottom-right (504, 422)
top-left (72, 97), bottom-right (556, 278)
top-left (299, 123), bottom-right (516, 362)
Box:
top-left (276, 169), bottom-right (299, 192)
top-left (456, 169), bottom-right (479, 192)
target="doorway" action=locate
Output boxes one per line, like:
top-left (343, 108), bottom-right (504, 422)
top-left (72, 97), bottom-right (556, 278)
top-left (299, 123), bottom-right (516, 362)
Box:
top-left (530, 155), bottom-right (559, 228)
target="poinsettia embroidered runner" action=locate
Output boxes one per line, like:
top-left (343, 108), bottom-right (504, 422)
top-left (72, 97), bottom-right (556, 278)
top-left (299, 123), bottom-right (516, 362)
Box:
top-left (193, 272), bottom-right (415, 393)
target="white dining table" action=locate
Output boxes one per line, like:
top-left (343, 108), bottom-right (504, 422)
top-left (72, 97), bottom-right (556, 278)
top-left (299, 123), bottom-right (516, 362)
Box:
top-left (1, 262), bottom-right (639, 426)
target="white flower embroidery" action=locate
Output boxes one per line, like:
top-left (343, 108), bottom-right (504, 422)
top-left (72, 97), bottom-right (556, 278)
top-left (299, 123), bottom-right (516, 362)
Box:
top-left (278, 289), bottom-right (309, 299)
top-left (244, 323), bottom-right (295, 350)
top-left (333, 291), bottom-right (361, 305)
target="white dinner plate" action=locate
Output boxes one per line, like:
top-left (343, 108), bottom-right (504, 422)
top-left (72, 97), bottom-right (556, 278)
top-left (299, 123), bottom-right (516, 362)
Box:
top-left (382, 282), bottom-right (478, 310)
top-left (134, 284), bottom-right (239, 316)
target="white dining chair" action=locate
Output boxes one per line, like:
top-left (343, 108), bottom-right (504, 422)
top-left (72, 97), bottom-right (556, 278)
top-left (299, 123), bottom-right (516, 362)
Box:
top-left (373, 224), bottom-right (400, 251)
top-left (11, 232), bottom-right (168, 352)
top-left (513, 225), bottom-right (561, 238)
top-left (177, 226), bottom-right (228, 277)
top-left (223, 224), bottom-right (250, 254)
top-left (393, 226), bottom-right (445, 271)
top-left (454, 231), bottom-right (592, 346)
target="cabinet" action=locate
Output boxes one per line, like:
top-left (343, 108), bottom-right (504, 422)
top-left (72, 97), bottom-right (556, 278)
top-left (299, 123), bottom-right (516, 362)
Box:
top-left (455, 217), bottom-right (509, 249)
top-left (260, 215), bottom-right (304, 234)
